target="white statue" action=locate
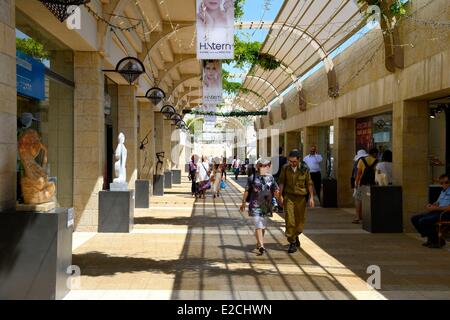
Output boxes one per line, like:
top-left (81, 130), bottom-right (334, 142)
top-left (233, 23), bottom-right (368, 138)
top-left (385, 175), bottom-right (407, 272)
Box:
top-left (110, 132), bottom-right (128, 191)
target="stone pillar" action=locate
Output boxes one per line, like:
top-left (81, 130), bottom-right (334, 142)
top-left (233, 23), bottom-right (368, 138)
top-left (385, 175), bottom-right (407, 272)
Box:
top-left (392, 100), bottom-right (429, 232)
top-left (303, 126), bottom-right (319, 157)
top-left (0, 0), bottom-right (16, 211)
top-left (73, 52), bottom-right (104, 230)
top-left (163, 119), bottom-right (173, 171)
top-left (333, 118), bottom-right (355, 208)
top-left (170, 124), bottom-right (178, 169)
top-left (118, 85), bottom-right (138, 189)
top-left (258, 130), bottom-right (268, 158)
top-left (153, 112), bottom-right (165, 195)
top-left (163, 119), bottom-right (173, 188)
top-left (138, 101), bottom-right (154, 183)
top-left (285, 131), bottom-right (301, 155)
top-left (154, 112), bottom-right (164, 175)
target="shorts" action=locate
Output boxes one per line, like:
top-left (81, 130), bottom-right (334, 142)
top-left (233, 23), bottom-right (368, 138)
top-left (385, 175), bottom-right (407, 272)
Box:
top-left (253, 215), bottom-right (268, 229)
top-left (353, 187), bottom-right (362, 201)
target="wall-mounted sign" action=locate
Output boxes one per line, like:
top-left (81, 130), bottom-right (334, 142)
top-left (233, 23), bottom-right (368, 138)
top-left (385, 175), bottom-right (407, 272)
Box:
top-left (16, 50), bottom-right (46, 101)
top-left (196, 0), bottom-right (234, 59)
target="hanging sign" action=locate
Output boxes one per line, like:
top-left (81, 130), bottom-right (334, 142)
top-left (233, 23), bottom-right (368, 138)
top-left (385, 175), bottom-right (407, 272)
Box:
top-left (196, 0), bottom-right (234, 59)
top-left (202, 60), bottom-right (223, 105)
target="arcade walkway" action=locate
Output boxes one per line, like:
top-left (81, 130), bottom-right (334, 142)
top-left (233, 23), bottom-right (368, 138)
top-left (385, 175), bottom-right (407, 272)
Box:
top-left (66, 177), bottom-right (450, 300)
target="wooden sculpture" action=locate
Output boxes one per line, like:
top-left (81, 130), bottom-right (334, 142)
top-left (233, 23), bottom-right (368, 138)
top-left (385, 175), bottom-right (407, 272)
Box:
top-left (18, 129), bottom-right (55, 204)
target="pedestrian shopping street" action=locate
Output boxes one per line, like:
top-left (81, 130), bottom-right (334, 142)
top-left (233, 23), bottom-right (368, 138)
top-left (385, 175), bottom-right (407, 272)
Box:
top-left (66, 176), bottom-right (450, 300)
top-left (2, 0), bottom-right (450, 302)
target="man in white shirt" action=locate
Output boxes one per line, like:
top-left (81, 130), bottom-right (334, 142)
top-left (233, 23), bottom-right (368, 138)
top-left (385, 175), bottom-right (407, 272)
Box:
top-left (303, 145), bottom-right (323, 201)
top-left (232, 156), bottom-right (240, 180)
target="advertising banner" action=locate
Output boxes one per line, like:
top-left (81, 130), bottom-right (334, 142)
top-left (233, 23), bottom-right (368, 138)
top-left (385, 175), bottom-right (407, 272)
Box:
top-left (201, 104), bottom-right (217, 124)
top-left (202, 60), bottom-right (223, 105)
top-left (16, 50), bottom-right (45, 101)
top-left (196, 0), bottom-right (234, 59)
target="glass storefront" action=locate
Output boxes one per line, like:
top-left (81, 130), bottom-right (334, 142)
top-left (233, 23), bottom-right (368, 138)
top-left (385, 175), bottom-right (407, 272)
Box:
top-left (16, 10), bottom-right (74, 208)
top-left (356, 112), bottom-right (393, 157)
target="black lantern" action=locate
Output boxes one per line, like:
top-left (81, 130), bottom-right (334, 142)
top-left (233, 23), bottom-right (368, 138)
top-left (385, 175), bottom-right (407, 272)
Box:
top-left (175, 120), bottom-right (187, 130)
top-left (103, 57), bottom-right (145, 85)
top-left (39, 0), bottom-right (90, 22)
top-left (161, 105), bottom-right (176, 119)
top-left (170, 113), bottom-right (183, 125)
top-left (142, 87), bottom-right (166, 105)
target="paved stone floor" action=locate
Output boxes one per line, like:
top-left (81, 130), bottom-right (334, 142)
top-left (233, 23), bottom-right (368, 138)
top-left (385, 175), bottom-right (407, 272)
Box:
top-left (65, 176), bottom-right (450, 300)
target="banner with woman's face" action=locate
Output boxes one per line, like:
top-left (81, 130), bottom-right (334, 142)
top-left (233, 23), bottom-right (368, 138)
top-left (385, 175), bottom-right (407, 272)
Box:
top-left (202, 60), bottom-right (223, 105)
top-left (196, 0), bottom-right (234, 59)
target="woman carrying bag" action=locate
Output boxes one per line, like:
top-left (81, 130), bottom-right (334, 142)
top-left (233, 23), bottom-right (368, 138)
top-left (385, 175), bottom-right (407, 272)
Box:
top-left (240, 158), bottom-right (280, 255)
top-left (198, 156), bottom-right (211, 199)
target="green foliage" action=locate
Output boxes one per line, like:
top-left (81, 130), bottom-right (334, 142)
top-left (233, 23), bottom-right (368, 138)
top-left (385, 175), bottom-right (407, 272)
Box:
top-left (16, 37), bottom-right (49, 61)
top-left (234, 0), bottom-right (246, 20)
top-left (357, 0), bottom-right (409, 20)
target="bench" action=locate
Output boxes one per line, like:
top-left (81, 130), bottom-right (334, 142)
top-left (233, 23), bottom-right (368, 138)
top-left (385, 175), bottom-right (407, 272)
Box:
top-left (437, 210), bottom-right (450, 242)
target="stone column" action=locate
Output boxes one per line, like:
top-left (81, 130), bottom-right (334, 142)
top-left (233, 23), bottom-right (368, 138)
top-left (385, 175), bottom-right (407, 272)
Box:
top-left (285, 131), bottom-right (301, 155)
top-left (153, 112), bottom-right (165, 195)
top-left (138, 101), bottom-right (154, 183)
top-left (73, 52), bottom-right (104, 230)
top-left (163, 119), bottom-right (173, 188)
top-left (118, 85), bottom-right (138, 189)
top-left (0, 0), bottom-right (16, 211)
top-left (392, 100), bottom-right (429, 232)
top-left (257, 129), bottom-right (268, 158)
top-left (333, 118), bottom-right (355, 208)
top-left (303, 126), bottom-right (319, 157)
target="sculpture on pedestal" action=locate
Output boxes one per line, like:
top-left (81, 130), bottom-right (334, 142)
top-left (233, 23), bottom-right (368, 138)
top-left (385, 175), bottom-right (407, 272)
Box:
top-left (18, 129), bottom-right (56, 204)
top-left (110, 132), bottom-right (128, 191)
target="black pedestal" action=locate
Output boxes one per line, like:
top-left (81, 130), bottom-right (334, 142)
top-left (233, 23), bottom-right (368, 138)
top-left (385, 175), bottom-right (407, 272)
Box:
top-left (135, 180), bottom-right (150, 208)
top-left (322, 178), bottom-right (337, 208)
top-left (153, 175), bottom-right (164, 196)
top-left (164, 171), bottom-right (173, 188)
top-left (99, 190), bottom-right (134, 233)
top-left (362, 186), bottom-right (403, 233)
top-left (429, 185), bottom-right (442, 204)
top-left (172, 170), bottom-right (182, 184)
top-left (0, 208), bottom-right (73, 300)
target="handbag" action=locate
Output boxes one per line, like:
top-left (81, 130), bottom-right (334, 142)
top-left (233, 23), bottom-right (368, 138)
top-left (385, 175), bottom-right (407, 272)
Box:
top-left (220, 180), bottom-right (226, 189)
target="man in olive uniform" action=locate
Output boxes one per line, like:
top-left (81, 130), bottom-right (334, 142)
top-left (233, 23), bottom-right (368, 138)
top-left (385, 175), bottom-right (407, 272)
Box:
top-left (279, 149), bottom-right (315, 253)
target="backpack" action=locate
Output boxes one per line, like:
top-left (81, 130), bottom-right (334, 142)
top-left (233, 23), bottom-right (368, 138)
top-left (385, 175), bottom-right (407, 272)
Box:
top-left (360, 157), bottom-right (378, 186)
top-left (245, 172), bottom-right (257, 203)
top-left (350, 160), bottom-right (359, 189)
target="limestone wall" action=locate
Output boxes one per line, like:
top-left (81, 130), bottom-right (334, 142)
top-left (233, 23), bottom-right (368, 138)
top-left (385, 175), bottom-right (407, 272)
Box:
top-left (0, 0), bottom-right (17, 211)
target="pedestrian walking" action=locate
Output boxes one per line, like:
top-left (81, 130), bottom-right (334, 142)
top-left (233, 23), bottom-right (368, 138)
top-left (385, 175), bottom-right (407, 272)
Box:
top-left (211, 161), bottom-right (223, 198)
top-left (197, 155), bottom-right (211, 199)
top-left (221, 157), bottom-right (227, 181)
top-left (240, 158), bottom-right (280, 255)
top-left (232, 156), bottom-right (240, 180)
top-left (353, 148), bottom-right (378, 223)
top-left (303, 145), bottom-right (323, 203)
top-left (189, 154), bottom-right (199, 197)
top-left (278, 149), bottom-right (315, 253)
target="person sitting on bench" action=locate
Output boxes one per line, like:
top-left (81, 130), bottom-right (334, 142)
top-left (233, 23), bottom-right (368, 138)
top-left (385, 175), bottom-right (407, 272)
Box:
top-left (411, 174), bottom-right (450, 248)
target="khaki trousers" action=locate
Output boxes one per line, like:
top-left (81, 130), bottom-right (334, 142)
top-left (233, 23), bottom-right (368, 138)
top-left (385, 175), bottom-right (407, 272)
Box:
top-left (284, 193), bottom-right (307, 243)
